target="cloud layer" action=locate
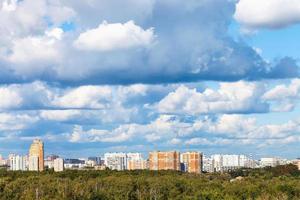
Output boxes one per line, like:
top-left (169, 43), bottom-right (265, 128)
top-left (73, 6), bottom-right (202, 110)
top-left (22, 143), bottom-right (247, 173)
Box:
top-left (0, 0), bottom-right (298, 85)
top-left (0, 0), bottom-right (299, 157)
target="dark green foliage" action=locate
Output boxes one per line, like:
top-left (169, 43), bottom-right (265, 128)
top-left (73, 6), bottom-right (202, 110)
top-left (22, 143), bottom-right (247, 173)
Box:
top-left (0, 167), bottom-right (299, 200)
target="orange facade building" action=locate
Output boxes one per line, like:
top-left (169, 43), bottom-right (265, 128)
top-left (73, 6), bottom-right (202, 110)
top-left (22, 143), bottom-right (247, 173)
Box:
top-left (181, 152), bottom-right (203, 174)
top-left (127, 160), bottom-right (148, 170)
top-left (149, 151), bottom-right (180, 171)
top-left (29, 139), bottom-right (44, 171)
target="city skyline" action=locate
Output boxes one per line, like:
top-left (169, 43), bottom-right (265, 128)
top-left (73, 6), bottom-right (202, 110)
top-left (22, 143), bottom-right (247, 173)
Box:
top-left (0, 0), bottom-right (300, 158)
top-left (2, 139), bottom-right (299, 174)
top-left (1, 139), bottom-right (298, 161)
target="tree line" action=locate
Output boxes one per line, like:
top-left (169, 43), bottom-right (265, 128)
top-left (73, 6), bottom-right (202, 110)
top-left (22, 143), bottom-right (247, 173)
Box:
top-left (0, 164), bottom-right (299, 200)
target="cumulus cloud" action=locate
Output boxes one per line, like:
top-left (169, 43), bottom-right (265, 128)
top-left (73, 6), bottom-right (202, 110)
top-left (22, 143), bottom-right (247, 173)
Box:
top-left (65, 114), bottom-right (193, 143)
top-left (263, 79), bottom-right (300, 112)
top-left (158, 81), bottom-right (269, 115)
top-left (52, 85), bottom-right (112, 109)
top-left (68, 124), bottom-right (137, 143)
top-left (74, 21), bottom-right (155, 51)
top-left (61, 0), bottom-right (155, 28)
top-left (0, 0), bottom-right (73, 39)
top-left (235, 0), bottom-right (300, 30)
top-left (0, 82), bottom-right (149, 110)
top-left (0, 80), bottom-right (296, 118)
top-left (0, 87), bottom-right (23, 109)
top-left (0, 0), bottom-right (298, 85)
top-left (264, 79), bottom-right (300, 100)
top-left (0, 113), bottom-right (39, 131)
top-left (0, 82), bottom-right (159, 125)
top-left (62, 113), bottom-right (300, 151)
top-left (39, 110), bottom-right (81, 121)
top-left (8, 28), bottom-right (63, 64)
top-left (0, 0), bottom-right (299, 156)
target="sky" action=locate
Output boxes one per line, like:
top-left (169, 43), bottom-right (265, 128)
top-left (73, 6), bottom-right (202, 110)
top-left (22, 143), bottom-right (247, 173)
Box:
top-left (0, 0), bottom-right (300, 159)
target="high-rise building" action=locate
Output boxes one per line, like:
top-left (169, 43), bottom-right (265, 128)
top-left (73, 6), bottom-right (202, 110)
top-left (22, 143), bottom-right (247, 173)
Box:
top-left (53, 158), bottom-right (64, 172)
top-left (45, 155), bottom-right (59, 169)
top-left (260, 157), bottom-right (280, 167)
top-left (104, 153), bottom-right (127, 170)
top-left (0, 154), bottom-right (4, 166)
top-left (126, 153), bottom-right (147, 170)
top-left (29, 139), bottom-right (44, 171)
top-left (64, 159), bottom-right (85, 169)
top-left (9, 155), bottom-right (28, 171)
top-left (149, 151), bottom-right (180, 171)
top-left (28, 156), bottom-right (39, 171)
top-left (211, 154), bottom-right (256, 172)
top-left (127, 159), bottom-right (148, 170)
top-left (202, 155), bottom-right (214, 173)
top-left (181, 152), bottom-right (203, 174)
top-left (47, 155), bottom-right (59, 161)
top-left (88, 157), bottom-right (102, 165)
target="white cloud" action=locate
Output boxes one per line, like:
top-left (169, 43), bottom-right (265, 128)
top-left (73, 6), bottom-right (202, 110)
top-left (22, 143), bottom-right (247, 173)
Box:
top-left (0, 82), bottom-right (54, 110)
top-left (74, 20), bottom-right (154, 51)
top-left (0, 0), bottom-right (73, 40)
top-left (66, 114), bottom-right (192, 143)
top-left (191, 114), bottom-right (300, 141)
top-left (1, 0), bottom-right (17, 12)
top-left (61, 0), bottom-right (155, 28)
top-left (0, 87), bottom-right (23, 109)
top-left (52, 85), bottom-right (112, 109)
top-left (8, 28), bottom-right (63, 64)
top-left (263, 79), bottom-right (300, 112)
top-left (68, 124), bottom-right (137, 143)
top-left (168, 138), bottom-right (182, 145)
top-left (0, 113), bottom-right (39, 131)
top-left (184, 138), bottom-right (231, 146)
top-left (235, 0), bottom-right (300, 29)
top-left (63, 112), bottom-right (300, 149)
top-left (263, 79), bottom-right (300, 100)
top-left (40, 110), bottom-right (81, 121)
top-left (45, 28), bottom-right (64, 40)
top-left (158, 81), bottom-right (268, 115)
top-left (206, 115), bottom-right (257, 136)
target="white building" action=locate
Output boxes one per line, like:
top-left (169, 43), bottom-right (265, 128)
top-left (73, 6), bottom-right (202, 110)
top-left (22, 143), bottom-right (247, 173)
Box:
top-left (104, 153), bottom-right (127, 170)
top-left (28, 156), bottom-right (39, 171)
top-left (0, 154), bottom-right (5, 166)
top-left (104, 153), bottom-right (146, 170)
top-left (211, 154), bottom-right (223, 172)
top-left (127, 153), bottom-right (143, 161)
top-left (202, 155), bottom-right (214, 173)
top-left (85, 160), bottom-right (96, 167)
top-left (45, 160), bottom-right (54, 169)
top-left (211, 154), bottom-right (256, 172)
top-left (9, 155), bottom-right (28, 171)
top-left (260, 157), bottom-right (280, 167)
top-left (54, 158), bottom-right (64, 172)
top-left (64, 159), bottom-right (85, 169)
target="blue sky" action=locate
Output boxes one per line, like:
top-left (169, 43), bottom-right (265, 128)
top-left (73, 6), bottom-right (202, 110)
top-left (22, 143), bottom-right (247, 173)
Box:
top-left (0, 0), bottom-right (300, 159)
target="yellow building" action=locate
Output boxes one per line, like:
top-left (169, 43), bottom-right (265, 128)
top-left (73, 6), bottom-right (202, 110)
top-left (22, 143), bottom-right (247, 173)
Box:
top-left (149, 151), bottom-right (180, 171)
top-left (29, 139), bottom-right (44, 171)
top-left (181, 152), bottom-right (203, 174)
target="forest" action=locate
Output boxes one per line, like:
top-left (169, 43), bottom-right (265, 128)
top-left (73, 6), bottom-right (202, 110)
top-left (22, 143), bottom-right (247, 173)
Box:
top-left (0, 164), bottom-right (299, 200)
